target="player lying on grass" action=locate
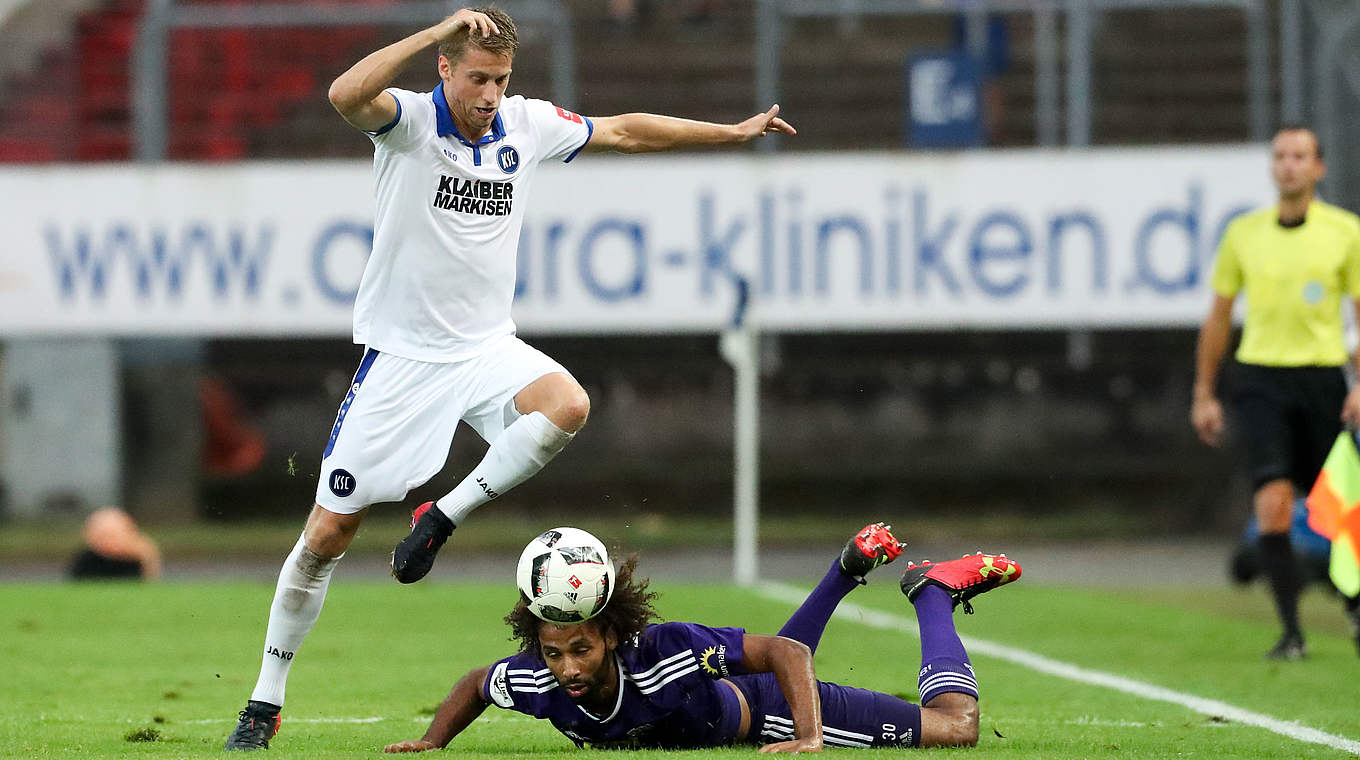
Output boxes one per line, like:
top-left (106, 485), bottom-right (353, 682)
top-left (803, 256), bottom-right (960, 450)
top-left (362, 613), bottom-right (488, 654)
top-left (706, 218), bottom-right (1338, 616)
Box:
top-left (384, 523), bottom-right (1022, 753)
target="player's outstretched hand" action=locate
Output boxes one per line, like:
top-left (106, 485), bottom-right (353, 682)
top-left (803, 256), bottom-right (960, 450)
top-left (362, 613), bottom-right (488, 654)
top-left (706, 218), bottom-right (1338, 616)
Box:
top-left (757, 737), bottom-right (823, 754)
top-left (434, 8), bottom-right (499, 42)
top-left (383, 739), bottom-right (439, 753)
top-left (736, 105), bottom-right (797, 142)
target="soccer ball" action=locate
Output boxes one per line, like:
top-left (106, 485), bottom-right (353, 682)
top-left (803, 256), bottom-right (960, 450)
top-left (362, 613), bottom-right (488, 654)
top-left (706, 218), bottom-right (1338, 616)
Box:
top-left (516, 527), bottom-right (615, 624)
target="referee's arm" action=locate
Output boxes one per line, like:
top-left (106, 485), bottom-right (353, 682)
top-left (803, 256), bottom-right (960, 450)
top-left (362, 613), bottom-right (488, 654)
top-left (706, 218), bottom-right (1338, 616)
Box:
top-left (1345, 300), bottom-right (1360, 428)
top-left (1192, 293), bottom-right (1235, 446)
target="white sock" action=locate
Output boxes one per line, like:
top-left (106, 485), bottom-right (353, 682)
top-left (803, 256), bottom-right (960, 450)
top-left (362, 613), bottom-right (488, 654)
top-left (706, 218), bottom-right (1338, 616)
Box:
top-left (435, 411), bottom-right (575, 525)
top-left (249, 534), bottom-right (341, 707)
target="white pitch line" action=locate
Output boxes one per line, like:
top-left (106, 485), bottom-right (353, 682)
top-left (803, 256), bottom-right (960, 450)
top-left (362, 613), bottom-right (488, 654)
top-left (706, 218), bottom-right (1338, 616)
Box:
top-left (182, 717), bottom-right (388, 725)
top-left (181, 715), bottom-right (523, 725)
top-left (755, 581), bottom-right (1360, 757)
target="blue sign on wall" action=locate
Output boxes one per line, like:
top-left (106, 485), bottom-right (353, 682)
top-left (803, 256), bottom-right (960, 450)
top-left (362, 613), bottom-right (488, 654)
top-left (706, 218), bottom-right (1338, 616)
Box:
top-left (907, 52), bottom-right (983, 149)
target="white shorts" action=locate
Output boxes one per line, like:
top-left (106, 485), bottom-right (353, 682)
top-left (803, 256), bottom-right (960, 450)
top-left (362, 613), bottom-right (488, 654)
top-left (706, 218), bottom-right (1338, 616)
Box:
top-left (314, 335), bottom-right (571, 514)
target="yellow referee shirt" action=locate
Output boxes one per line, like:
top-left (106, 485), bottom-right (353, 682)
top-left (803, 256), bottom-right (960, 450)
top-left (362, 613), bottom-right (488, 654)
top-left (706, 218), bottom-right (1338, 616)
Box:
top-left (1211, 200), bottom-right (1360, 367)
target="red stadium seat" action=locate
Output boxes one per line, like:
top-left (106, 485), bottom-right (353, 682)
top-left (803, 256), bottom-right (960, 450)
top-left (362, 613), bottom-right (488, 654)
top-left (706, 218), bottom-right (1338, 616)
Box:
top-left (0, 137), bottom-right (59, 163)
top-left (0, 0), bottom-right (388, 162)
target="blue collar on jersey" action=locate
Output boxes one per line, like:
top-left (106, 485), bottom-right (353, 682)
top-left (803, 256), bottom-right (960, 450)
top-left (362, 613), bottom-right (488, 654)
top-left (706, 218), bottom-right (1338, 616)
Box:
top-left (431, 84), bottom-right (506, 148)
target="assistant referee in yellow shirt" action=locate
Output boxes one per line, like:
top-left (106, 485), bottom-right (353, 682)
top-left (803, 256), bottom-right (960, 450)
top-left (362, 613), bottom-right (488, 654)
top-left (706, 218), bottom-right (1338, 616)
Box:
top-left (1193, 126), bottom-right (1360, 660)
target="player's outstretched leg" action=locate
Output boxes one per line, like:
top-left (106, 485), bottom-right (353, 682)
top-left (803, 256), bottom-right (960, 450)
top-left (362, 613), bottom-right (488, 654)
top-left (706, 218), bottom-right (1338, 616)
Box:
top-left (225, 511), bottom-right (352, 751)
top-left (777, 523), bottom-right (902, 653)
top-left (839, 521), bottom-right (904, 581)
top-left (904, 552), bottom-right (1021, 748)
top-left (391, 410), bottom-right (575, 583)
top-left (901, 552), bottom-right (1022, 614)
top-left (224, 701), bottom-right (282, 751)
top-left (391, 502), bottom-right (455, 584)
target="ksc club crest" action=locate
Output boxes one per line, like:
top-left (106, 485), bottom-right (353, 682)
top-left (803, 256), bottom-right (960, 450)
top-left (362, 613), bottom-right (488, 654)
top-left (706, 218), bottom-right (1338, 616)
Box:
top-left (328, 468), bottom-right (357, 498)
top-left (497, 145), bottom-right (520, 174)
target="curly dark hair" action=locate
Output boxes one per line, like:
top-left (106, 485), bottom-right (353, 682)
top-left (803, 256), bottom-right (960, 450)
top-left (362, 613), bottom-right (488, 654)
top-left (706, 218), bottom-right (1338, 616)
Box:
top-left (505, 554), bottom-right (660, 654)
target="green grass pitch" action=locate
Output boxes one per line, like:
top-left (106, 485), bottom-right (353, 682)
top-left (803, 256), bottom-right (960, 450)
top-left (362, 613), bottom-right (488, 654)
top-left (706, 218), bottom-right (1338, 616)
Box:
top-left (2, 577), bottom-right (1357, 759)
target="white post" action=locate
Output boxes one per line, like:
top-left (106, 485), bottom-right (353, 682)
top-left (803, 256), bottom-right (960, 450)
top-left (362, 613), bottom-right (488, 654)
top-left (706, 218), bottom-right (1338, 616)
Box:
top-left (720, 303), bottom-right (761, 587)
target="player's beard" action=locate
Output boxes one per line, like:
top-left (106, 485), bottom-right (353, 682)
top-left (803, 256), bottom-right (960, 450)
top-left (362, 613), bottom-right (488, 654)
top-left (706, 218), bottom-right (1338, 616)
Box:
top-left (563, 659), bottom-right (615, 709)
top-left (465, 101), bottom-right (497, 130)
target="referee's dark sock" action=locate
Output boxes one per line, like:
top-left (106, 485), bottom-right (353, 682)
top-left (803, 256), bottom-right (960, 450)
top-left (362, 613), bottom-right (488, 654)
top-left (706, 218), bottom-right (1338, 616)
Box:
top-left (1258, 532), bottom-right (1301, 635)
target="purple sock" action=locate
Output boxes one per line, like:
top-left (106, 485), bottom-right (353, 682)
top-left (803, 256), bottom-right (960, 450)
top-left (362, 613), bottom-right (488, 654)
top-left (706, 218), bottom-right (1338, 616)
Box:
top-left (913, 585), bottom-right (977, 703)
top-left (777, 559), bottom-right (860, 654)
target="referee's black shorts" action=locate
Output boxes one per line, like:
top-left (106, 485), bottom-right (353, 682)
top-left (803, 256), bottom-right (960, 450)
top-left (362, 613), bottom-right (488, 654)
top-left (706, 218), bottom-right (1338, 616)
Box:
top-left (1230, 361), bottom-right (1348, 492)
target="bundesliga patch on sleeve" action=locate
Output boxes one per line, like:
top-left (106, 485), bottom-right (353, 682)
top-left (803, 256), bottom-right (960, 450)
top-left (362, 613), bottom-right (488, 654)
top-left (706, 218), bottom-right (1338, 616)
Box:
top-left (554, 106), bottom-right (584, 124)
top-left (487, 661), bottom-right (514, 708)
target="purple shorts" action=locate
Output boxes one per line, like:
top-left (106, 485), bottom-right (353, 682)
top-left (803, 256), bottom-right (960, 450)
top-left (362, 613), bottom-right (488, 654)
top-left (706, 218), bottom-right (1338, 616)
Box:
top-left (729, 673), bottom-right (922, 748)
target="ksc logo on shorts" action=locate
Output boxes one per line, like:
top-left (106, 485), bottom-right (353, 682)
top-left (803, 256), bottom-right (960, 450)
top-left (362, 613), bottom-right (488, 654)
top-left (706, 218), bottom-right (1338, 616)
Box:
top-left (329, 468), bottom-right (357, 497)
top-left (497, 145), bottom-right (520, 174)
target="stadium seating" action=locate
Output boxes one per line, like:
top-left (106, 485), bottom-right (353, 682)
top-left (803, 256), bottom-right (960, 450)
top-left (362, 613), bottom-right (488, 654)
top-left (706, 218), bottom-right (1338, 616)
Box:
top-left (0, 0), bottom-right (1261, 162)
top-left (0, 0), bottom-right (391, 161)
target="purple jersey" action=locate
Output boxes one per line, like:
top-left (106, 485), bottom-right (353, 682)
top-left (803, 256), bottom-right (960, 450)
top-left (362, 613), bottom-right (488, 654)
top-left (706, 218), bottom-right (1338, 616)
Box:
top-left (482, 622), bottom-right (747, 749)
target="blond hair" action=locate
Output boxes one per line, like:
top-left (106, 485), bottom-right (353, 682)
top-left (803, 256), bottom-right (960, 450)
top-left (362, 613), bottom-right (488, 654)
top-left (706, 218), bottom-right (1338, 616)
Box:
top-left (438, 6), bottom-right (518, 64)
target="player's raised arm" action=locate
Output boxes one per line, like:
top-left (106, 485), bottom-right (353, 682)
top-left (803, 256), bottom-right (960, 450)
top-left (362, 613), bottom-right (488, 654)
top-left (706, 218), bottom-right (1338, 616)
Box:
top-left (740, 634), bottom-right (823, 754)
top-left (328, 8), bottom-right (500, 132)
top-left (383, 665), bottom-right (492, 753)
top-left (585, 105), bottom-right (796, 154)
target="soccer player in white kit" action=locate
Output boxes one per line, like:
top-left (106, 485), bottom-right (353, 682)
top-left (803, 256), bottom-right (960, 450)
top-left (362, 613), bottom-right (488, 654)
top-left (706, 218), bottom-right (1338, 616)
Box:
top-left (223, 6), bottom-right (795, 751)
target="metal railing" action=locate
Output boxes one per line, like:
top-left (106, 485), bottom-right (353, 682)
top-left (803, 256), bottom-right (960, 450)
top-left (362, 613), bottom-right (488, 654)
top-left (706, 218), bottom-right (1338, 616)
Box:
top-left (123, 0), bottom-right (1360, 205)
top-left (1300, 0), bottom-right (1360, 210)
top-left (754, 0), bottom-right (1271, 151)
top-left (131, 0), bottom-right (575, 161)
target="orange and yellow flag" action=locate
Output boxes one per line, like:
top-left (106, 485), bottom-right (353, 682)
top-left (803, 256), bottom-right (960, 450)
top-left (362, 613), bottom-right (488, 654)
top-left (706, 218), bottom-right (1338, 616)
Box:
top-left (1305, 432), bottom-right (1360, 596)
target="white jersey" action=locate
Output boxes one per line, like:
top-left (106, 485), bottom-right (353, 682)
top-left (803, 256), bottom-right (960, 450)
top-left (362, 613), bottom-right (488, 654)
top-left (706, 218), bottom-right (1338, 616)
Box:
top-left (354, 86), bottom-right (593, 362)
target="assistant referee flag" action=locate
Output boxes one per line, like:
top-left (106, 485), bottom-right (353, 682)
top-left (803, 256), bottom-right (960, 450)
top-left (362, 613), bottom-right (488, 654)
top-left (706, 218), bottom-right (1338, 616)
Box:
top-left (1305, 432), bottom-right (1360, 596)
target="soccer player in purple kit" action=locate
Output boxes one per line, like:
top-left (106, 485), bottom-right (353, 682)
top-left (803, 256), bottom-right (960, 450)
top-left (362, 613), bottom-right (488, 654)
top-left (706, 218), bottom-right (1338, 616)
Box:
top-left (383, 523), bottom-right (1022, 753)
